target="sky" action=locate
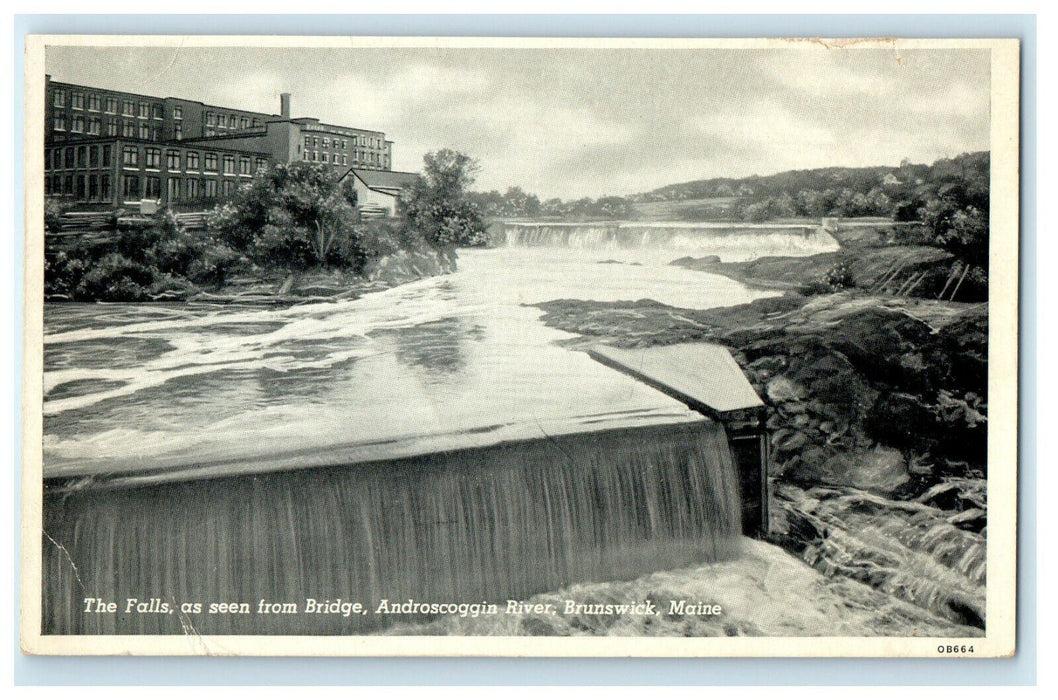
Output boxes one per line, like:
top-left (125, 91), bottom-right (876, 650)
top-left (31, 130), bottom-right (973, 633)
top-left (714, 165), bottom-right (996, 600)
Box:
top-left (45, 43), bottom-right (992, 200)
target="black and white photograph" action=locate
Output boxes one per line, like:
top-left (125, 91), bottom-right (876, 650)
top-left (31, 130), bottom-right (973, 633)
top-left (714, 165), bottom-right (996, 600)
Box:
top-left (20, 36), bottom-right (1020, 656)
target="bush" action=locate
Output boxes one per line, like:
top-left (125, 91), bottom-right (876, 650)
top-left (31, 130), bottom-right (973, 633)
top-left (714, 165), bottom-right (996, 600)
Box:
top-left (824, 261), bottom-right (855, 290)
top-left (75, 252), bottom-right (155, 301)
top-left (208, 162), bottom-right (363, 270)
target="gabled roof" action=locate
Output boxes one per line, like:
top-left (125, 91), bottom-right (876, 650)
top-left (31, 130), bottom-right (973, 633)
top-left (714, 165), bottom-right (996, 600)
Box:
top-left (351, 169), bottom-right (419, 195)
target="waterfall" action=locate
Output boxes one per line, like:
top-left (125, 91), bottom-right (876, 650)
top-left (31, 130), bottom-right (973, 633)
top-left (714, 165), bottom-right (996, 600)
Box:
top-left (42, 421), bottom-right (742, 635)
top-left (495, 221), bottom-right (840, 256)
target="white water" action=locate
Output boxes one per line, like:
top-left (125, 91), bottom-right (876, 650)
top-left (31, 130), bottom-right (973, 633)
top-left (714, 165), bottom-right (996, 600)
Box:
top-left (43, 223), bottom-right (838, 479)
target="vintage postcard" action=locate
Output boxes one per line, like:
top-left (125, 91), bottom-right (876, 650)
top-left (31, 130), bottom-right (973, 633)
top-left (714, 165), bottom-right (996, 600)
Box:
top-left (20, 35), bottom-right (1020, 657)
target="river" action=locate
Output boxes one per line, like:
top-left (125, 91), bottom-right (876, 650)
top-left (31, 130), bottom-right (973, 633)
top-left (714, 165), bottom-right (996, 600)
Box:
top-left (43, 223), bottom-right (832, 481)
top-left (41, 222), bottom-right (984, 637)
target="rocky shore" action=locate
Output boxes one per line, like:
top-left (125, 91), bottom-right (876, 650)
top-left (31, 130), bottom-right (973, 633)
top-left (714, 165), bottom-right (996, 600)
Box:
top-left (532, 236), bottom-right (988, 632)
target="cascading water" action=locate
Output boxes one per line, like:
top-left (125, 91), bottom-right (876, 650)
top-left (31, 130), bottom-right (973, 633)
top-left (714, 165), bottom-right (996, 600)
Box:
top-left (40, 219), bottom-right (836, 636)
top-left (42, 422), bottom-right (742, 635)
top-left (497, 221), bottom-right (840, 260)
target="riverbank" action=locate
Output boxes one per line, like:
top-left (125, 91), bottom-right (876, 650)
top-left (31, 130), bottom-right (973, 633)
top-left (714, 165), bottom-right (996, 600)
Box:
top-left (45, 236), bottom-right (458, 305)
top-left (531, 237), bottom-right (988, 631)
top-left (181, 246), bottom-right (459, 306)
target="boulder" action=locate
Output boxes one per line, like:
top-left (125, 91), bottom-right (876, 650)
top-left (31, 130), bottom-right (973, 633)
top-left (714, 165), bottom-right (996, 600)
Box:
top-left (784, 446), bottom-right (908, 495)
top-left (766, 376), bottom-right (806, 404)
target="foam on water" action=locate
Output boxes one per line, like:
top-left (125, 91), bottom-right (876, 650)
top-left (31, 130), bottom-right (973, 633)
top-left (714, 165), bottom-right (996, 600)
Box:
top-left (44, 228), bottom-right (800, 478)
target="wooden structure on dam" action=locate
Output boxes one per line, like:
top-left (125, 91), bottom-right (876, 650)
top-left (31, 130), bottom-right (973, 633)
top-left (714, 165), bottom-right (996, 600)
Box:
top-left (588, 342), bottom-right (769, 536)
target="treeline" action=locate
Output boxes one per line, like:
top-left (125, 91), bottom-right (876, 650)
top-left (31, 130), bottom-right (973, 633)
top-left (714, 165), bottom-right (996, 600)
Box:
top-left (45, 150), bottom-right (488, 301)
top-left (631, 152), bottom-right (989, 225)
top-left (467, 187), bottom-right (635, 220)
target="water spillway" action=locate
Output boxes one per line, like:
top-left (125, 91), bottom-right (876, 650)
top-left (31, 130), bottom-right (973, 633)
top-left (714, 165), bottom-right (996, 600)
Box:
top-left (496, 221), bottom-right (840, 259)
top-left (42, 421), bottom-right (742, 635)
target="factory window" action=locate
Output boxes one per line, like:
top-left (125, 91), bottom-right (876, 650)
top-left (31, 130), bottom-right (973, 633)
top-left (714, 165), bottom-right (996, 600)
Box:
top-left (63, 175), bottom-right (73, 195)
top-left (341, 139), bottom-right (347, 149)
top-left (239, 157), bottom-right (251, 175)
top-left (71, 93), bottom-right (84, 110)
top-left (229, 115), bottom-right (237, 129)
top-left (101, 174), bottom-right (112, 201)
top-left (76, 175), bottom-right (86, 200)
top-left (87, 117), bottom-right (102, 135)
top-left (204, 180), bottom-right (218, 198)
top-left (152, 104), bottom-right (163, 120)
top-left (167, 177), bottom-right (181, 202)
top-left (304, 136), bottom-right (312, 147)
top-left (64, 148), bottom-right (74, 168)
top-left (252, 119), bottom-right (261, 128)
top-left (53, 115), bottom-right (65, 131)
top-left (122, 146), bottom-right (138, 167)
top-left (71, 115), bottom-right (84, 133)
top-left (223, 181), bottom-right (236, 196)
top-left (205, 113), bottom-right (215, 126)
top-left (341, 154), bottom-right (347, 166)
top-left (123, 121), bottom-right (135, 138)
top-left (101, 145), bottom-right (111, 167)
top-left (89, 146), bottom-right (99, 167)
top-left (302, 151), bottom-right (309, 161)
top-left (322, 138), bottom-right (329, 147)
top-left (186, 179), bottom-right (200, 200)
top-left (139, 123), bottom-right (150, 139)
top-left (167, 150), bottom-right (181, 170)
top-left (107, 119), bottom-right (118, 136)
top-left (75, 146), bottom-right (86, 168)
top-left (88, 94), bottom-right (101, 112)
top-left (88, 174), bottom-right (98, 200)
top-left (255, 158), bottom-right (267, 172)
top-left (222, 154), bottom-right (236, 174)
top-left (53, 175), bottom-right (63, 194)
top-left (332, 153), bottom-right (339, 164)
top-left (240, 117), bottom-right (249, 129)
top-left (105, 97), bottom-right (118, 114)
top-left (53, 89), bottom-right (65, 107)
top-left (144, 148), bottom-right (161, 169)
top-left (138, 102), bottom-right (149, 118)
top-left (122, 100), bottom-right (134, 116)
top-left (145, 176), bottom-right (161, 199)
top-left (186, 151), bottom-right (200, 170)
top-left (204, 152), bottom-right (218, 172)
top-left (172, 106), bottom-right (183, 120)
top-left (122, 174), bottom-right (140, 200)
top-left (44, 177), bottom-right (51, 195)
top-left (174, 123), bottom-right (183, 140)
top-left (312, 137), bottom-right (318, 147)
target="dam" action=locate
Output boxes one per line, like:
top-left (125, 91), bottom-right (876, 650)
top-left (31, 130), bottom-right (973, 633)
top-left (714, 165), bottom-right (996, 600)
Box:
top-left (41, 221), bottom-right (839, 635)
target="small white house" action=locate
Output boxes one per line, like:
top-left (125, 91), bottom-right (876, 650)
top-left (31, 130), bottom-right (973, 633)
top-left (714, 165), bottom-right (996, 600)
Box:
top-left (346, 169), bottom-right (419, 218)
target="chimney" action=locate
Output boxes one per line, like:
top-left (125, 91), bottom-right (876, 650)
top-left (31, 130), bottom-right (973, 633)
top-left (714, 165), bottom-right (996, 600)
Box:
top-left (280, 93), bottom-right (291, 118)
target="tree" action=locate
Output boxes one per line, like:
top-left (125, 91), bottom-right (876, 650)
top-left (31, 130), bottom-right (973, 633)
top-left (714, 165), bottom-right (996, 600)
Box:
top-left (208, 162), bottom-right (364, 271)
top-left (401, 149), bottom-right (488, 247)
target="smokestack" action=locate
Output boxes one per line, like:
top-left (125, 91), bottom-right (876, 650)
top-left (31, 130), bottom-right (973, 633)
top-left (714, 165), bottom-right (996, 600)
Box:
top-left (280, 93), bottom-right (291, 118)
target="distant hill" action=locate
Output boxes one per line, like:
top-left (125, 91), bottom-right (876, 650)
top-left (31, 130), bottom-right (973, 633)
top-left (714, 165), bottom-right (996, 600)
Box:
top-left (627, 152), bottom-right (989, 223)
top-left (630, 164), bottom-right (925, 203)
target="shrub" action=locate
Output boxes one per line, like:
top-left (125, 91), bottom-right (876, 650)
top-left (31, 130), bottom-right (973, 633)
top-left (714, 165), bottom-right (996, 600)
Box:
top-left (75, 252), bottom-right (155, 301)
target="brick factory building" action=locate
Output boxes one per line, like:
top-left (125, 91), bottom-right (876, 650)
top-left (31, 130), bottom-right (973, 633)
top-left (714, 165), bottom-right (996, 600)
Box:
top-left (44, 76), bottom-right (404, 211)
